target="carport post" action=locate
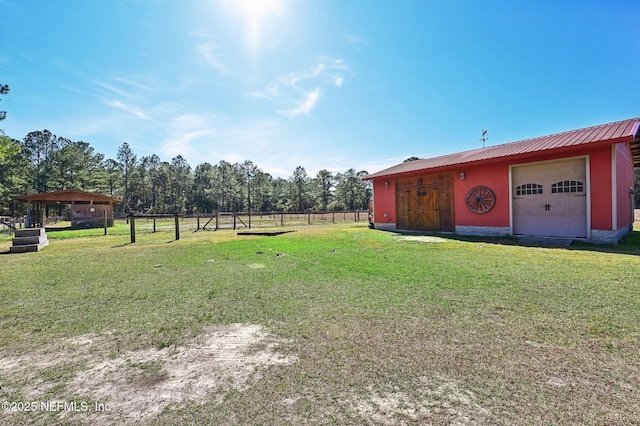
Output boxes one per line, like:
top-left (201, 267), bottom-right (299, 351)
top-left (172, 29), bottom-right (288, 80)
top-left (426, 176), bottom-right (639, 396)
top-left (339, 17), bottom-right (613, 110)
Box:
top-left (175, 214), bottom-right (180, 240)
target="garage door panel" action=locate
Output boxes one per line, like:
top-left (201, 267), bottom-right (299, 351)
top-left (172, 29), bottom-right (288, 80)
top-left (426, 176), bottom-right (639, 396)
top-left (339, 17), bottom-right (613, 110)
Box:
top-left (514, 216), bottom-right (550, 235)
top-left (512, 159), bottom-right (587, 238)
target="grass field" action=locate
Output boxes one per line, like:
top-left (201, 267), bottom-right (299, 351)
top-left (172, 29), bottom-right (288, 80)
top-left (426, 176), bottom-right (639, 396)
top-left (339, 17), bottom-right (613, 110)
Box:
top-left (1, 221), bottom-right (639, 425)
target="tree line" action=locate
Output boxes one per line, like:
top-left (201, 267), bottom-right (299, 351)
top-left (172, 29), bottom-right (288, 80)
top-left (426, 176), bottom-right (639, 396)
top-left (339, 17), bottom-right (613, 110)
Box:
top-left (0, 130), bottom-right (372, 217)
top-left (3, 81), bottom-right (638, 215)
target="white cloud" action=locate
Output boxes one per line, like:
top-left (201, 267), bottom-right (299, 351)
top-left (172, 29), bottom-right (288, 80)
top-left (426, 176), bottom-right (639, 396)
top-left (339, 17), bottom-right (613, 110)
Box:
top-left (163, 129), bottom-right (217, 158)
top-left (105, 100), bottom-right (150, 120)
top-left (113, 77), bottom-right (156, 92)
top-left (195, 41), bottom-right (231, 75)
top-left (250, 58), bottom-right (348, 117)
top-left (96, 82), bottom-right (128, 98)
top-left (154, 116), bottom-right (331, 178)
top-left (161, 114), bottom-right (218, 159)
top-left (65, 78), bottom-right (157, 122)
top-left (278, 88), bottom-right (321, 116)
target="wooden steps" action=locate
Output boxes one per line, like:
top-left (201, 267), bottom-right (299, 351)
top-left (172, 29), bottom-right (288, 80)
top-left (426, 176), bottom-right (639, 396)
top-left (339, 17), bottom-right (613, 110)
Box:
top-left (10, 228), bottom-right (49, 253)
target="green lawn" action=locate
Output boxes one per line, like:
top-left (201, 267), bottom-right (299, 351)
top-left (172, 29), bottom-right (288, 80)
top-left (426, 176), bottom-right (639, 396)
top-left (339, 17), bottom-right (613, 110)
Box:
top-left (1, 223), bottom-right (639, 425)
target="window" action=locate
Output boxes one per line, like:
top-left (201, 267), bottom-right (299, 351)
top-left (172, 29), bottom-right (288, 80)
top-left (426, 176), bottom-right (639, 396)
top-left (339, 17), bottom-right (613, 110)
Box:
top-left (515, 183), bottom-right (543, 196)
top-left (551, 180), bottom-right (584, 194)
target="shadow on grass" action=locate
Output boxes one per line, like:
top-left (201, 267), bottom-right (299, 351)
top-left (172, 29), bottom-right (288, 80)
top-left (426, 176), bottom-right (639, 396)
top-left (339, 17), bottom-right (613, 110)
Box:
top-left (384, 228), bottom-right (640, 256)
top-left (44, 226), bottom-right (74, 232)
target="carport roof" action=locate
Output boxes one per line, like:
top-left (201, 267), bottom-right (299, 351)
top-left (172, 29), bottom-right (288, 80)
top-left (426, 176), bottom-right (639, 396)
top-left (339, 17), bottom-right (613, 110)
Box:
top-left (365, 117), bottom-right (640, 180)
top-left (14, 190), bottom-right (121, 204)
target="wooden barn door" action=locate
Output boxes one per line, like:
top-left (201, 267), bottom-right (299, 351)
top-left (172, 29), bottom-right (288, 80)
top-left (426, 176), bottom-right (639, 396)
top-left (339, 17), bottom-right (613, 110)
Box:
top-left (407, 186), bottom-right (439, 230)
top-left (396, 174), bottom-right (454, 232)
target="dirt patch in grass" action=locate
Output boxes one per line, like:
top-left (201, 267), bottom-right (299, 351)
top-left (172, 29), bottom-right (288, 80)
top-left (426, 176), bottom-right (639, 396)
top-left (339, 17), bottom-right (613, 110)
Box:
top-left (246, 263), bottom-right (265, 269)
top-left (343, 376), bottom-right (490, 425)
top-left (270, 375), bottom-right (490, 425)
top-left (397, 235), bottom-right (448, 243)
top-left (0, 324), bottom-right (296, 425)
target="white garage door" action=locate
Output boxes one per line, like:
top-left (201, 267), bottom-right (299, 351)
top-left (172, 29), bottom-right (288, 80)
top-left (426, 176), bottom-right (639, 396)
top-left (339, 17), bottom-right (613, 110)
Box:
top-left (512, 158), bottom-right (587, 238)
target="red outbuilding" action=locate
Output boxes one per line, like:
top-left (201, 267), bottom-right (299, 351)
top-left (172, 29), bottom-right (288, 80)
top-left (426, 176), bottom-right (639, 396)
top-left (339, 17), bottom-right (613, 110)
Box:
top-left (364, 117), bottom-right (640, 243)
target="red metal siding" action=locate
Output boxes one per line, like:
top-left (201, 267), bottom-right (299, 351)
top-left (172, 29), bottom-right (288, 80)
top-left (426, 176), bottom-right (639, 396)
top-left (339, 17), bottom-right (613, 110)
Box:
top-left (455, 163), bottom-right (510, 227)
top-left (589, 146), bottom-right (613, 231)
top-left (616, 142), bottom-right (635, 229)
top-left (374, 146), bottom-right (618, 233)
top-left (372, 179), bottom-right (396, 224)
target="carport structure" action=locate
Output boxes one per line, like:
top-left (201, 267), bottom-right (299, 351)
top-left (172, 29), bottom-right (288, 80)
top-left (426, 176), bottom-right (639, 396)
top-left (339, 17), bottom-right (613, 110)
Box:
top-left (14, 190), bottom-right (120, 229)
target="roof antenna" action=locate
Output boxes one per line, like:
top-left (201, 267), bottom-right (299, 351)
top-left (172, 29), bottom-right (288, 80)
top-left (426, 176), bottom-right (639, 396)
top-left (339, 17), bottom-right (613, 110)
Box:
top-left (481, 129), bottom-right (488, 148)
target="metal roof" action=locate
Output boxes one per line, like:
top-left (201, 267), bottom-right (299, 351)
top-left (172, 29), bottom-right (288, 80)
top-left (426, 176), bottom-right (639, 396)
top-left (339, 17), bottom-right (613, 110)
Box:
top-left (14, 190), bottom-right (121, 204)
top-left (366, 117), bottom-right (640, 180)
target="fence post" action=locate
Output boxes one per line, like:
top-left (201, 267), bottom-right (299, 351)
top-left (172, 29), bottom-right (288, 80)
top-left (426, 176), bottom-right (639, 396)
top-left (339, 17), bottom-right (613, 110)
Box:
top-left (356, 210), bottom-right (359, 222)
top-left (233, 212), bottom-right (237, 230)
top-left (197, 213), bottom-right (200, 231)
top-left (332, 210), bottom-right (335, 223)
top-left (103, 211), bottom-right (108, 236)
top-left (175, 214), bottom-right (180, 240)
top-left (215, 211), bottom-right (219, 231)
top-left (153, 218), bottom-right (157, 233)
top-left (281, 211), bottom-right (284, 226)
top-left (308, 211), bottom-right (311, 225)
top-left (129, 214), bottom-right (136, 243)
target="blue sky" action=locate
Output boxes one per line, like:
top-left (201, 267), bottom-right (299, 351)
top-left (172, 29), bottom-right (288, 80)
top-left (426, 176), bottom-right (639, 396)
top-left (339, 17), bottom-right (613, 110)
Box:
top-left (1, 0), bottom-right (639, 178)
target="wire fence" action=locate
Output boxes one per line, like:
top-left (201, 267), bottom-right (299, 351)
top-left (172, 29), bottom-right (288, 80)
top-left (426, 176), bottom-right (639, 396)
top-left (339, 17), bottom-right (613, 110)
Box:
top-left (0, 216), bottom-right (26, 236)
top-left (209, 210), bottom-right (366, 230)
top-left (120, 210), bottom-right (369, 236)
